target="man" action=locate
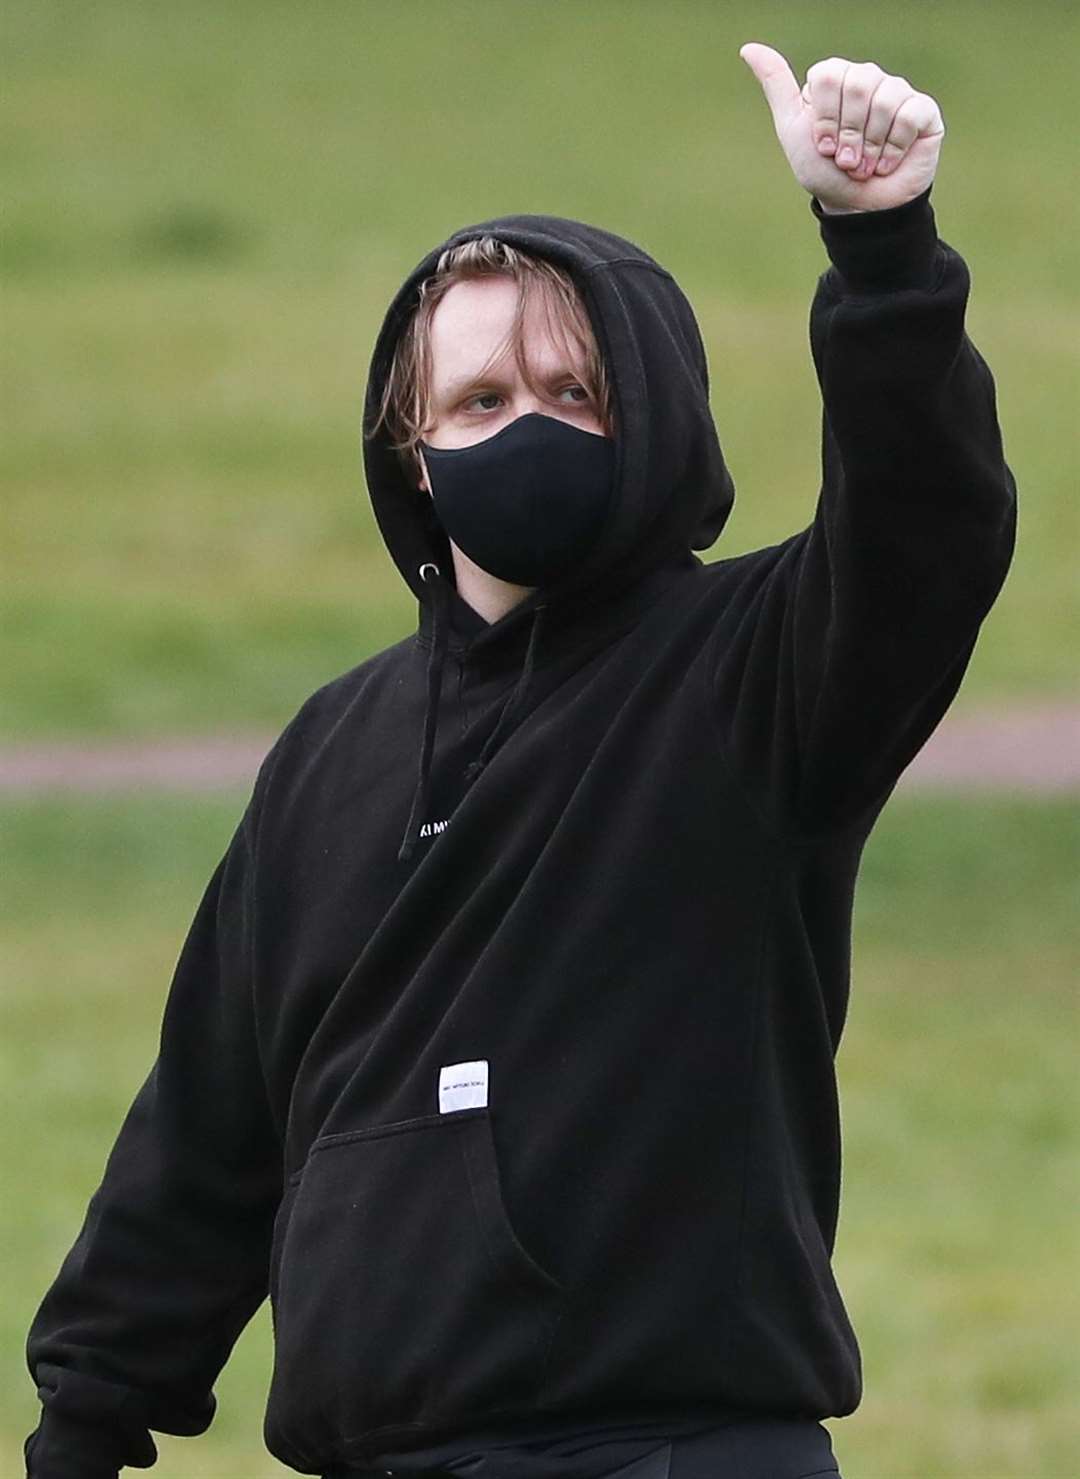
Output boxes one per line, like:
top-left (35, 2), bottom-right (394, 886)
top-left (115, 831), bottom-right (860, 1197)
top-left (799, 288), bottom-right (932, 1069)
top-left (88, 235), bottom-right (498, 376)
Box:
top-left (24, 42), bottom-right (1016, 1479)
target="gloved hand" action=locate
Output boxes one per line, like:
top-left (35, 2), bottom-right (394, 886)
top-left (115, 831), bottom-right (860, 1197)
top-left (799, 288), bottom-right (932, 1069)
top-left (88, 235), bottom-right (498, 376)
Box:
top-left (24, 1407), bottom-right (157, 1478)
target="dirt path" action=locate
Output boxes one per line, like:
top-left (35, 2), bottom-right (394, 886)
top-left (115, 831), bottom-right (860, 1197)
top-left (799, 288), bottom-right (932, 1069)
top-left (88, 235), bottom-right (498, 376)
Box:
top-left (1, 702), bottom-right (1077, 795)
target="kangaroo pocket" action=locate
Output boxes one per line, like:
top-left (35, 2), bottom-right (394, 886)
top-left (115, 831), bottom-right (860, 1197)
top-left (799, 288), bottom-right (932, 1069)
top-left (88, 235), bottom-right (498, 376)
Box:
top-left (265, 1105), bottom-right (565, 1460)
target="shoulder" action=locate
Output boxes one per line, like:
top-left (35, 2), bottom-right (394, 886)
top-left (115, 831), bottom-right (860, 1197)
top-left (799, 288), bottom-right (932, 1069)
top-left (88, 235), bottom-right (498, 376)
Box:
top-left (250, 633), bottom-right (418, 811)
top-left (295, 633), bottom-right (417, 727)
top-left (693, 531), bottom-right (809, 601)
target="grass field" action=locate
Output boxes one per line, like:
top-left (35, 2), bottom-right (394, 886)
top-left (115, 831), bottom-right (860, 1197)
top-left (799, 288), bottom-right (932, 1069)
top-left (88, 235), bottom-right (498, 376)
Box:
top-left (2, 793), bottom-right (1077, 1475)
top-left (4, 3), bottom-right (1078, 1474)
top-left (4, 0), bottom-right (1079, 738)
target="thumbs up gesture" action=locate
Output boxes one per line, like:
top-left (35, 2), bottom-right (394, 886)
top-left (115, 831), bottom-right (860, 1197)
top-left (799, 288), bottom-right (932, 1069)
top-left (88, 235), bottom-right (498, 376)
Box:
top-left (739, 44), bottom-right (945, 213)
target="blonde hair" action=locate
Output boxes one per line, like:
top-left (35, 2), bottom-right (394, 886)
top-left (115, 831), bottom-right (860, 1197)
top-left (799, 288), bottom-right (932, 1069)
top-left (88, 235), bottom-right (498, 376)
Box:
top-left (369, 237), bottom-right (613, 478)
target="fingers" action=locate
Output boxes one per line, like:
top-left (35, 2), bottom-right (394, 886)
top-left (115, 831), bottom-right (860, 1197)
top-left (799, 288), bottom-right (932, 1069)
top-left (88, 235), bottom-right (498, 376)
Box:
top-left (876, 92), bottom-right (945, 174)
top-left (803, 57), bottom-right (850, 158)
top-left (804, 57), bottom-right (944, 178)
top-left (857, 76), bottom-right (915, 177)
top-left (836, 61), bottom-right (887, 169)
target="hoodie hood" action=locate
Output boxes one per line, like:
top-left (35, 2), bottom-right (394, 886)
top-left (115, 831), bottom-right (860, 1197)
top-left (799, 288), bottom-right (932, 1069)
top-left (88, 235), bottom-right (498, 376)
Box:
top-left (361, 213), bottom-right (736, 626)
top-left (360, 214), bottom-right (737, 864)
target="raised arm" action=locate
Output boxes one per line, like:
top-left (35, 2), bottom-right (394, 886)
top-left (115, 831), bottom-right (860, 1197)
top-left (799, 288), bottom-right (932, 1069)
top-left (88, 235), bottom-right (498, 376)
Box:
top-left (24, 774), bottom-right (285, 1477)
top-left (708, 47), bottom-right (1017, 832)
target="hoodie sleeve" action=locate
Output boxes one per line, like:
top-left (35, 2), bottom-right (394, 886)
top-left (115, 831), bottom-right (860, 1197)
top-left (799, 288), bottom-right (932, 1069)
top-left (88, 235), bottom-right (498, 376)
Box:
top-left (710, 183), bottom-right (1017, 834)
top-left (23, 757), bottom-right (285, 1476)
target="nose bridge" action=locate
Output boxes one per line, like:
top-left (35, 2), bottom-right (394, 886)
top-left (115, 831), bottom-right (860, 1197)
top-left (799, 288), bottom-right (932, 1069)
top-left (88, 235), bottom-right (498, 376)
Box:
top-left (519, 388), bottom-right (548, 416)
top-left (515, 344), bottom-right (559, 417)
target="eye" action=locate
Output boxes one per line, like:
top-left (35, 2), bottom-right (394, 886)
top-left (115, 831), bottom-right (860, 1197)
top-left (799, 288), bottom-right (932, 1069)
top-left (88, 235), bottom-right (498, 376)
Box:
top-left (464, 392), bottom-right (503, 412)
top-left (557, 384), bottom-right (591, 403)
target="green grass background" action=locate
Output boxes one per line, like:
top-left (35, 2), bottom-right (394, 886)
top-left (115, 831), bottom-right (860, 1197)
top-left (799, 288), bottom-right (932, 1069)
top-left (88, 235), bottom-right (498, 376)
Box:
top-left (3, 1), bottom-right (1078, 1474)
top-left (4, 0), bottom-right (1078, 735)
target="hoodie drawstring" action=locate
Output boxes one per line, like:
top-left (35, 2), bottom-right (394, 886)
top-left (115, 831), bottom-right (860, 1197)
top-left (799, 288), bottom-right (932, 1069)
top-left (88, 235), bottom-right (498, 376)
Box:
top-left (398, 564), bottom-right (450, 864)
top-left (398, 566), bottom-right (547, 864)
top-left (463, 602), bottom-right (546, 786)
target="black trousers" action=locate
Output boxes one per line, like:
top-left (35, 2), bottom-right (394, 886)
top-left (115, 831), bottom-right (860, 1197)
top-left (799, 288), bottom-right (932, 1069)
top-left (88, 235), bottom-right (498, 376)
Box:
top-left (330, 1419), bottom-right (841, 1479)
top-left (667, 1421), bottom-right (839, 1478)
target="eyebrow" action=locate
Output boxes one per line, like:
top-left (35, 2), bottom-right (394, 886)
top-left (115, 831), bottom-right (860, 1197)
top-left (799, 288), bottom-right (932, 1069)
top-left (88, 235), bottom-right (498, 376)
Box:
top-left (439, 363), bottom-right (587, 404)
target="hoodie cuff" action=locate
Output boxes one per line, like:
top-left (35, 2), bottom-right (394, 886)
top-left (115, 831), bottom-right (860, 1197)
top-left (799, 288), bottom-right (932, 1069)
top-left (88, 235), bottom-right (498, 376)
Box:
top-left (810, 184), bottom-right (940, 293)
top-left (24, 1408), bottom-right (155, 1478)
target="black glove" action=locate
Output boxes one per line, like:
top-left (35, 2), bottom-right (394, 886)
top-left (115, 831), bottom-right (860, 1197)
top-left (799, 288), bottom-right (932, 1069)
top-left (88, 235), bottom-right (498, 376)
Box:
top-left (24, 1408), bottom-right (157, 1478)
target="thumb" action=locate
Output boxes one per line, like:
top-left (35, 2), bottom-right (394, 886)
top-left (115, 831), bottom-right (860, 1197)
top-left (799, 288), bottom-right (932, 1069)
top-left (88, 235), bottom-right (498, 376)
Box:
top-left (739, 42), bottom-right (802, 129)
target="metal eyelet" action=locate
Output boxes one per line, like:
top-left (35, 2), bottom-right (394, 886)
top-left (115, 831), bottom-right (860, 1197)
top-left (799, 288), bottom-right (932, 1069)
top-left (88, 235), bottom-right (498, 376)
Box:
top-left (418, 562), bottom-right (440, 583)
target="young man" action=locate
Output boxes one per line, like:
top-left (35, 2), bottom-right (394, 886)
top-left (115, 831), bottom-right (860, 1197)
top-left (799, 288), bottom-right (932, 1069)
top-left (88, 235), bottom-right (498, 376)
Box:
top-left (24, 43), bottom-right (1016, 1479)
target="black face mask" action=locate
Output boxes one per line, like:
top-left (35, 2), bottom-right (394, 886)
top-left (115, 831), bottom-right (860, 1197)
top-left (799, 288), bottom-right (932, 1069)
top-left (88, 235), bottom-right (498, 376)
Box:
top-left (419, 412), bottom-right (615, 588)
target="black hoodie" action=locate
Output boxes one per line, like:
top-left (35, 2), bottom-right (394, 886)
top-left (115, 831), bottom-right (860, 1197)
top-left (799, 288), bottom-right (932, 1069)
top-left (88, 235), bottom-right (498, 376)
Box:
top-left (24, 186), bottom-right (1016, 1477)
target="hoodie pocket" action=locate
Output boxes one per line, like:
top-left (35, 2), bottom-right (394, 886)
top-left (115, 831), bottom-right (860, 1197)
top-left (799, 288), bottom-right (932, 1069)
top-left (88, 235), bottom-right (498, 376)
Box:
top-left (266, 1105), bottom-right (564, 1451)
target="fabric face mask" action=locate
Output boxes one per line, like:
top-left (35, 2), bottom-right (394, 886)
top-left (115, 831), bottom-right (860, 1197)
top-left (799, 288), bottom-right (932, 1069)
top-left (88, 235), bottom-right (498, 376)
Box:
top-left (419, 412), bottom-right (616, 587)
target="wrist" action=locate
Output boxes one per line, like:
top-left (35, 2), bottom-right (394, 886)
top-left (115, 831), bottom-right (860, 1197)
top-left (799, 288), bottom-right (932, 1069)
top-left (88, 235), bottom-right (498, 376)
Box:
top-left (811, 184), bottom-right (941, 292)
top-left (25, 1407), bottom-right (150, 1478)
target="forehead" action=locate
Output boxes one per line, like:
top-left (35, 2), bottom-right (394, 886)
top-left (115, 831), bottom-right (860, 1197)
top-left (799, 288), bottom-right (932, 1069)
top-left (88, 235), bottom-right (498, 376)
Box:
top-left (427, 276), bottom-right (587, 389)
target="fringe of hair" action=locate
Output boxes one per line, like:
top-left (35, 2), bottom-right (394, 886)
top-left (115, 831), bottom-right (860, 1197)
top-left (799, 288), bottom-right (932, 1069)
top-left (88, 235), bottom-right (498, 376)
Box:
top-left (367, 237), bottom-right (612, 482)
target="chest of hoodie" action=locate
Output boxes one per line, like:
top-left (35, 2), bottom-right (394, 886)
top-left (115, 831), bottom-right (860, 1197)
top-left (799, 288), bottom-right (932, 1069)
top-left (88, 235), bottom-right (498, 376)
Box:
top-left (252, 566), bottom-right (804, 1163)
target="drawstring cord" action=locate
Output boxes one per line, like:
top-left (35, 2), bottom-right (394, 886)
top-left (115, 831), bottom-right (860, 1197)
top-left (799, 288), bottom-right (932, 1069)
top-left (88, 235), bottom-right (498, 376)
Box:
top-left (464, 602), bottom-right (546, 785)
top-left (398, 563), bottom-right (449, 864)
top-left (398, 565), bottom-right (547, 864)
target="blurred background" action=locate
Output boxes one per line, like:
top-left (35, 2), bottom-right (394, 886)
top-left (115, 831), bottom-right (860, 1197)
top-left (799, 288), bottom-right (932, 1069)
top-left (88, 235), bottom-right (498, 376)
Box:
top-left (3, 1), bottom-right (1077, 1473)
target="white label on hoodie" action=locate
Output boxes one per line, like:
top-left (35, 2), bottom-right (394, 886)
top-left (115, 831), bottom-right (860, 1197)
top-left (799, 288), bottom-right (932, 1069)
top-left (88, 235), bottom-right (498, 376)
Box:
top-left (438, 1059), bottom-right (489, 1114)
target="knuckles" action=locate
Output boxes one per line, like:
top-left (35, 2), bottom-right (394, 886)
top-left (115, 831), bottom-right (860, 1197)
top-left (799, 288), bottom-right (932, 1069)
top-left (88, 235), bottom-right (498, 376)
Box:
top-left (843, 62), bottom-right (886, 92)
top-left (799, 56), bottom-right (944, 139)
top-left (806, 56), bottom-right (849, 79)
top-left (807, 56), bottom-right (884, 81)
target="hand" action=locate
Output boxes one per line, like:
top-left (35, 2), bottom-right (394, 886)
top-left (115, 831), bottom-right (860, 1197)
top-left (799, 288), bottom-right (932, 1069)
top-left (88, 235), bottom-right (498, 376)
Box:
top-left (739, 43), bottom-right (945, 213)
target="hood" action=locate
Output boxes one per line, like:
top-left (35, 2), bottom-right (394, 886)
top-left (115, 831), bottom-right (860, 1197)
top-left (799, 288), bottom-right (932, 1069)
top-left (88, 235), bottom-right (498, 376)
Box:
top-left (360, 214), bottom-right (737, 864)
top-left (361, 213), bottom-right (736, 631)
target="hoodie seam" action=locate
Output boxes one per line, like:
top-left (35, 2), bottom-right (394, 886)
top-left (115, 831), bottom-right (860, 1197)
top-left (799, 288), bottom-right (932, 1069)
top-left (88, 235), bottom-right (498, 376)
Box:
top-left (584, 258), bottom-right (674, 280)
top-left (416, 631), bottom-right (471, 656)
